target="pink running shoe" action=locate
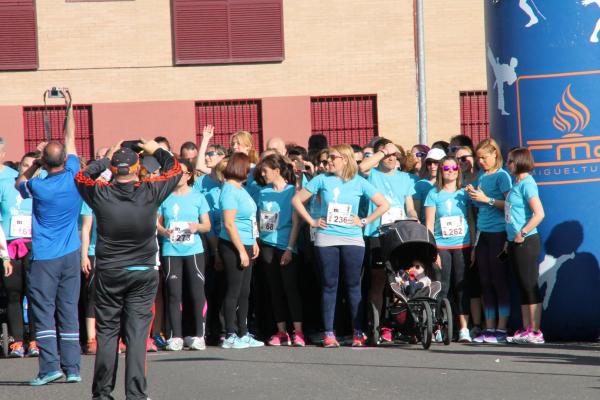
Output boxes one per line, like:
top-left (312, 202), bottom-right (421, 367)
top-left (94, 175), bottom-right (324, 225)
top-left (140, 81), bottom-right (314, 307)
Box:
top-left (268, 332), bottom-right (291, 346)
top-left (380, 327), bottom-right (393, 343)
top-left (293, 332), bottom-right (306, 347)
top-left (508, 327), bottom-right (529, 344)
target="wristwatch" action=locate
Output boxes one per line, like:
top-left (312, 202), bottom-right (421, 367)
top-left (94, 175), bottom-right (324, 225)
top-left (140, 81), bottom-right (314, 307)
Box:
top-left (360, 218), bottom-right (368, 227)
top-left (487, 197), bottom-right (495, 206)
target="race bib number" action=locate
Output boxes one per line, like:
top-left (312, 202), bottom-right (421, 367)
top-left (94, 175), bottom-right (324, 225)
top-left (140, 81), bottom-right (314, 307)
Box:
top-left (440, 216), bottom-right (465, 238)
top-left (504, 201), bottom-right (512, 224)
top-left (10, 215), bottom-right (31, 238)
top-left (252, 216), bottom-right (259, 238)
top-left (260, 211), bottom-right (279, 233)
top-left (381, 207), bottom-right (405, 225)
top-left (169, 222), bottom-right (195, 245)
top-left (326, 203), bottom-right (353, 226)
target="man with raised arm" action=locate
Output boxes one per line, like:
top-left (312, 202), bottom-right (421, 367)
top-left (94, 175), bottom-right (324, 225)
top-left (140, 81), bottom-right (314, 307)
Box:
top-left (75, 139), bottom-right (182, 400)
top-left (15, 89), bottom-right (84, 385)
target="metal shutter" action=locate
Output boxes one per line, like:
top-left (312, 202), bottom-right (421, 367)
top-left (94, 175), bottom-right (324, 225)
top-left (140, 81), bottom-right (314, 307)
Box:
top-left (311, 95), bottom-right (378, 147)
top-left (172, 0), bottom-right (283, 65)
top-left (0, 0), bottom-right (38, 71)
top-left (195, 99), bottom-right (263, 151)
top-left (23, 105), bottom-right (95, 160)
top-left (459, 91), bottom-right (489, 146)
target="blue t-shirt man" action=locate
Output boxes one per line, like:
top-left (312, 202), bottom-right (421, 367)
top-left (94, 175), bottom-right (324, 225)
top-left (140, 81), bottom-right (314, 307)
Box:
top-left (256, 184), bottom-right (296, 251)
top-left (219, 182), bottom-right (258, 246)
top-left (505, 174), bottom-right (539, 241)
top-left (18, 155), bottom-right (82, 260)
top-left (159, 190), bottom-right (210, 256)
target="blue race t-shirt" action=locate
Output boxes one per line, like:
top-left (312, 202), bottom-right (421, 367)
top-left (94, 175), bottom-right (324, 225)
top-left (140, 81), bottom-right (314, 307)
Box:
top-left (18, 154), bottom-right (82, 260)
top-left (474, 169), bottom-right (512, 233)
top-left (159, 190), bottom-right (210, 256)
top-left (193, 174), bottom-right (220, 195)
top-left (505, 174), bottom-right (539, 241)
top-left (413, 178), bottom-right (435, 222)
top-left (193, 174), bottom-right (222, 237)
top-left (364, 168), bottom-right (416, 237)
top-left (424, 188), bottom-right (472, 248)
top-left (219, 182), bottom-right (258, 246)
top-left (256, 184), bottom-right (295, 251)
top-left (80, 201), bottom-right (97, 256)
top-left (0, 180), bottom-right (33, 241)
top-left (304, 174), bottom-right (378, 238)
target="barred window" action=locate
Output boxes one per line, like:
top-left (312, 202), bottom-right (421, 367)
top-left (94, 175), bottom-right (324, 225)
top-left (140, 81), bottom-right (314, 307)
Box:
top-left (459, 90), bottom-right (489, 147)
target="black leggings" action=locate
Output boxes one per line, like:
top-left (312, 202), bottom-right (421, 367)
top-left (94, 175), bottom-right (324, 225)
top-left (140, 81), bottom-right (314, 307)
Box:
top-left (438, 248), bottom-right (470, 316)
top-left (508, 234), bottom-right (542, 305)
top-left (82, 256), bottom-right (96, 319)
top-left (260, 244), bottom-right (302, 324)
top-left (163, 253), bottom-right (206, 338)
top-left (476, 231), bottom-right (510, 321)
top-left (1, 250), bottom-right (33, 341)
top-left (218, 239), bottom-right (254, 336)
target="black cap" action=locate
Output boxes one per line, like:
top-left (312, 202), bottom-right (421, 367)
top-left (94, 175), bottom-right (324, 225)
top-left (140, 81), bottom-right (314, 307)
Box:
top-left (110, 148), bottom-right (139, 175)
top-left (141, 155), bottom-right (161, 174)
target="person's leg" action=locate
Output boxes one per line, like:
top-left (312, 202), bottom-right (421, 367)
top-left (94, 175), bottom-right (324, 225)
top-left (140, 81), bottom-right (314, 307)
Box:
top-left (367, 237), bottom-right (386, 315)
top-left (219, 239), bottom-right (244, 336)
top-left (487, 233), bottom-right (510, 330)
top-left (476, 234), bottom-right (497, 330)
top-left (510, 235), bottom-right (542, 330)
top-left (55, 250), bottom-right (82, 376)
top-left (123, 269), bottom-right (159, 400)
top-left (163, 256), bottom-right (184, 338)
top-left (452, 248), bottom-right (470, 330)
top-left (92, 269), bottom-right (125, 400)
top-left (182, 253), bottom-right (207, 337)
top-left (86, 257), bottom-right (97, 344)
top-left (2, 257), bottom-right (25, 342)
top-left (314, 246), bottom-right (340, 333)
top-left (339, 245), bottom-right (366, 332)
top-left (237, 245), bottom-right (255, 337)
top-left (260, 245), bottom-right (288, 330)
top-left (27, 258), bottom-right (61, 377)
top-left (279, 251), bottom-right (303, 328)
top-left (438, 249), bottom-right (453, 300)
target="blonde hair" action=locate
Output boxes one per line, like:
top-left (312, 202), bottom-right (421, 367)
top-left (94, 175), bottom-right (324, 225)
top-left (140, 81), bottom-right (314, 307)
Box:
top-left (230, 130), bottom-right (258, 164)
top-left (213, 157), bottom-right (229, 183)
top-left (476, 138), bottom-right (503, 171)
top-left (329, 144), bottom-right (358, 181)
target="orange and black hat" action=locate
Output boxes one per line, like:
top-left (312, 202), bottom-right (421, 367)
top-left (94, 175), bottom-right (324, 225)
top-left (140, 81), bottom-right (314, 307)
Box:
top-left (110, 147), bottom-right (139, 176)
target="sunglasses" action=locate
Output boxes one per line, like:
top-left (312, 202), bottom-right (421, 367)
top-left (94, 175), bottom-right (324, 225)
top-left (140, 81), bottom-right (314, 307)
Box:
top-left (319, 159), bottom-right (329, 166)
top-left (206, 151), bottom-right (224, 157)
top-left (415, 151), bottom-right (427, 158)
top-left (458, 155), bottom-right (473, 162)
top-left (328, 154), bottom-right (343, 161)
top-left (442, 165), bottom-right (459, 172)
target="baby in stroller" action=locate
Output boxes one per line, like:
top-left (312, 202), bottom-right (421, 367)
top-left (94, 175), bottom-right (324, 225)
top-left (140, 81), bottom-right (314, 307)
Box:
top-left (389, 260), bottom-right (441, 301)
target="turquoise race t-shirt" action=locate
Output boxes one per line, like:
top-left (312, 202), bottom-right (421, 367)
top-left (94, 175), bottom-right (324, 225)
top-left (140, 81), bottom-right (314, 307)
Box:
top-left (424, 188), bottom-right (472, 248)
top-left (505, 174), bottom-right (539, 241)
top-left (80, 201), bottom-right (97, 256)
top-left (0, 180), bottom-right (33, 241)
top-left (413, 178), bottom-right (435, 222)
top-left (304, 174), bottom-right (378, 238)
top-left (159, 190), bottom-right (210, 256)
top-left (194, 175), bottom-right (222, 237)
top-left (474, 169), bottom-right (512, 233)
top-left (256, 184), bottom-right (296, 251)
top-left (364, 168), bottom-right (415, 237)
top-left (219, 182), bottom-right (258, 246)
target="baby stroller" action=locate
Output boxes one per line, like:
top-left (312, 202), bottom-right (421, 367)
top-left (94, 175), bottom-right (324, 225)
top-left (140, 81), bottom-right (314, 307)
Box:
top-left (367, 219), bottom-right (453, 349)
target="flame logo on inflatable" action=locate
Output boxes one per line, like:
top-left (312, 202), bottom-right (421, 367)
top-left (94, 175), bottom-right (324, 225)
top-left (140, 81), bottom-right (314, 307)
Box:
top-left (552, 84), bottom-right (591, 137)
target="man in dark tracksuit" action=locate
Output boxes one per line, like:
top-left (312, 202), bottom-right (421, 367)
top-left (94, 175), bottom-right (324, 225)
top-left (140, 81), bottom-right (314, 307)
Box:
top-left (75, 140), bottom-right (181, 400)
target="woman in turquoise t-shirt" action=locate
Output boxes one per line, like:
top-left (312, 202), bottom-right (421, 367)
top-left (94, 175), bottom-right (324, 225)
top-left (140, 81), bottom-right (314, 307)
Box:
top-left (424, 156), bottom-right (475, 343)
top-left (292, 144), bottom-right (389, 348)
top-left (466, 139), bottom-right (512, 344)
top-left (414, 148), bottom-right (446, 221)
top-left (255, 154), bottom-right (305, 347)
top-left (505, 148), bottom-right (545, 344)
top-left (218, 153), bottom-right (263, 349)
top-left (358, 138), bottom-right (417, 344)
top-left (157, 159), bottom-right (211, 351)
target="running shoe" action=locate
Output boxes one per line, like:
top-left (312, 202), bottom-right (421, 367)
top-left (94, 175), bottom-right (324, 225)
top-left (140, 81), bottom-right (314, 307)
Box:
top-left (473, 329), bottom-right (495, 343)
top-left (494, 330), bottom-right (508, 344)
top-left (29, 371), bottom-right (64, 386)
top-left (292, 332), bottom-right (306, 347)
top-left (507, 327), bottom-right (529, 344)
top-left (146, 337), bottom-right (158, 352)
top-left (523, 329), bottom-right (545, 344)
top-left (268, 332), bottom-right (291, 346)
top-left (189, 337), bottom-right (206, 350)
top-left (380, 327), bottom-right (393, 343)
top-left (221, 334), bottom-right (238, 349)
top-left (26, 340), bottom-right (39, 357)
top-left (153, 333), bottom-right (168, 350)
top-left (323, 334), bottom-right (340, 348)
top-left (9, 341), bottom-right (25, 358)
top-left (351, 333), bottom-right (367, 347)
top-left (86, 338), bottom-right (97, 355)
top-left (458, 328), bottom-right (472, 343)
top-left (165, 337), bottom-right (184, 351)
top-left (433, 329), bottom-right (443, 343)
top-left (239, 334), bottom-right (264, 348)
top-left (66, 374), bottom-right (82, 383)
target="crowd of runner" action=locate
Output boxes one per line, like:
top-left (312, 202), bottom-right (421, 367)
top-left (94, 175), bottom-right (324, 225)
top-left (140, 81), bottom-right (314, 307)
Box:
top-left (0, 120), bottom-right (547, 360)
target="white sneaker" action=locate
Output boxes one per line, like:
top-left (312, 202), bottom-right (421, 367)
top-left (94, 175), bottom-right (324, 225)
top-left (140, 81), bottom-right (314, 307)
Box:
top-left (458, 328), bottom-right (472, 343)
top-left (189, 337), bottom-right (206, 350)
top-left (183, 336), bottom-right (194, 348)
top-left (165, 337), bottom-right (184, 351)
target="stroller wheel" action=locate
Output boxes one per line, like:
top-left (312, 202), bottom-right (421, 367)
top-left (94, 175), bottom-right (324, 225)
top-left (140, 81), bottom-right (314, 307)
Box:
top-left (420, 302), bottom-right (433, 350)
top-left (1, 323), bottom-right (8, 358)
top-left (439, 298), bottom-right (453, 346)
top-left (367, 302), bottom-right (380, 346)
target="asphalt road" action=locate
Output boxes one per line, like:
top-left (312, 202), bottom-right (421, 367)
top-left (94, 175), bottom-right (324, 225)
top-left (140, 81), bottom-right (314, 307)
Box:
top-left (0, 341), bottom-right (599, 400)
